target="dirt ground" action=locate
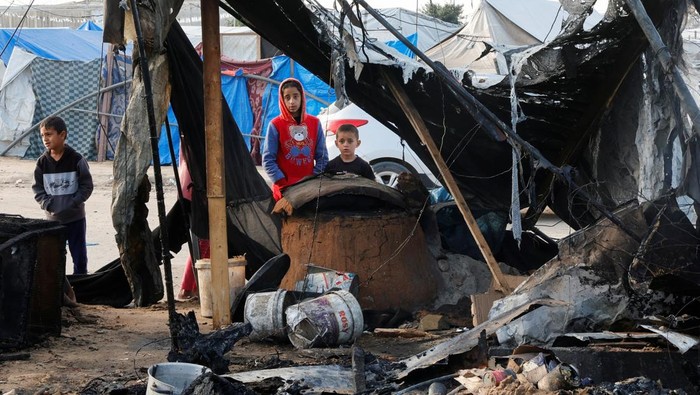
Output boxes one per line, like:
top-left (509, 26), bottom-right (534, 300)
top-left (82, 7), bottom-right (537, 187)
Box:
top-left (0, 156), bottom-right (197, 394)
top-left (0, 156), bottom-right (574, 394)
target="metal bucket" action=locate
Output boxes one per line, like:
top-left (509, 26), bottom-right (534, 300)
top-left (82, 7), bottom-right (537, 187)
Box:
top-left (146, 362), bottom-right (211, 395)
top-left (285, 290), bottom-right (364, 349)
top-left (244, 289), bottom-right (292, 340)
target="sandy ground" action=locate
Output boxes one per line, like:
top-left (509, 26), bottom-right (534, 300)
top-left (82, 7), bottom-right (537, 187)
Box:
top-left (0, 156), bottom-right (573, 394)
top-left (0, 156), bottom-right (202, 394)
top-left (0, 156), bottom-right (189, 280)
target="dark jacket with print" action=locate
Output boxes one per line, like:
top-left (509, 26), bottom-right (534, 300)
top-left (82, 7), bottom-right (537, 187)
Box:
top-left (32, 145), bottom-right (93, 224)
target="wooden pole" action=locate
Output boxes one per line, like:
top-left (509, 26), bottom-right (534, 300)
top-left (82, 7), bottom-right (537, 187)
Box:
top-left (202, 0), bottom-right (230, 327)
top-left (382, 70), bottom-right (511, 293)
top-left (97, 46), bottom-right (115, 162)
top-left (624, 0), bottom-right (700, 135)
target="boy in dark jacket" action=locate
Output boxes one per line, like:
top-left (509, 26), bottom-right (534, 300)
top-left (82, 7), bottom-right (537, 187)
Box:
top-left (325, 123), bottom-right (375, 180)
top-left (32, 116), bottom-right (94, 275)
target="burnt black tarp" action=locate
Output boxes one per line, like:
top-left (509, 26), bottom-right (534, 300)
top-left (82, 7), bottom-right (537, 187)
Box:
top-left (166, 22), bottom-right (281, 275)
top-left (69, 201), bottom-right (188, 306)
top-left (0, 215), bottom-right (64, 348)
top-left (221, 0), bottom-right (680, 229)
top-left (69, 258), bottom-right (132, 307)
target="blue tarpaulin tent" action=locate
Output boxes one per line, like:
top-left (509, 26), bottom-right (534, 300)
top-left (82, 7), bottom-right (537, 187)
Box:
top-left (0, 28), bottom-right (104, 65)
top-left (0, 28), bottom-right (108, 159)
top-left (0, 29), bottom-right (335, 165)
top-left (386, 33), bottom-right (418, 57)
top-left (77, 21), bottom-right (103, 31)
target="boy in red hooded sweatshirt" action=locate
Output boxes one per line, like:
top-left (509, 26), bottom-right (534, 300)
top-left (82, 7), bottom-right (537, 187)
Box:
top-left (263, 77), bottom-right (328, 200)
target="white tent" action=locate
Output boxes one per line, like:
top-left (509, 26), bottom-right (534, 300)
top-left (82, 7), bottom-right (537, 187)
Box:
top-left (180, 26), bottom-right (263, 61)
top-left (0, 49), bottom-right (38, 157)
top-left (425, 0), bottom-right (604, 73)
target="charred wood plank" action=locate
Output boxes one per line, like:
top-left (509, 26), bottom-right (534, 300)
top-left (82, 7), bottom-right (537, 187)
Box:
top-left (383, 70), bottom-right (511, 293)
top-left (374, 328), bottom-right (436, 338)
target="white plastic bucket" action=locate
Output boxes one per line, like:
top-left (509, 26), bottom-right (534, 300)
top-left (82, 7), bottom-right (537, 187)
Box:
top-left (285, 290), bottom-right (364, 349)
top-left (194, 257), bottom-right (246, 318)
top-left (146, 362), bottom-right (211, 395)
top-left (244, 289), bottom-right (292, 340)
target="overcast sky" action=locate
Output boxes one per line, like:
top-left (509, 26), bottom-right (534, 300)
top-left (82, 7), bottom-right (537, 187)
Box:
top-left (0, 0), bottom-right (478, 12)
top-left (318, 0), bottom-right (478, 14)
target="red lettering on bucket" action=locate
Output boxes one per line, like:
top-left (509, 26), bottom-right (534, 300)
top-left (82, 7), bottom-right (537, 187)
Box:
top-left (338, 310), bottom-right (350, 332)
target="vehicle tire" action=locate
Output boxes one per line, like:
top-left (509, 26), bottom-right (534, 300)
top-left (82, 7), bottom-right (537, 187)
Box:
top-left (371, 161), bottom-right (412, 188)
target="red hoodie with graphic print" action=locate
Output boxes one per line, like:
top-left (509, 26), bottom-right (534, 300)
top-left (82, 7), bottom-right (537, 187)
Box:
top-left (262, 77), bottom-right (328, 200)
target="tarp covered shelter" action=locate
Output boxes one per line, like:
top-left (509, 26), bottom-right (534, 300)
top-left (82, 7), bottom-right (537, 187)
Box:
top-left (77, 21), bottom-right (103, 31)
top-left (0, 28), bottom-right (106, 159)
top-left (0, 9), bottom-right (455, 164)
top-left (221, 0), bottom-right (696, 232)
top-left (0, 25), bottom-right (334, 166)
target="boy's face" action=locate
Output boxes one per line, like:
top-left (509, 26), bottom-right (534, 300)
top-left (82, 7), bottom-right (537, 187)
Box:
top-left (40, 126), bottom-right (66, 152)
top-left (281, 86), bottom-right (302, 117)
top-left (335, 130), bottom-right (361, 160)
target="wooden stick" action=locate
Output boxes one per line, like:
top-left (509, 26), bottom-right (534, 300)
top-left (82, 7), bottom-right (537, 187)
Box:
top-left (374, 328), bottom-right (435, 338)
top-left (382, 70), bottom-right (511, 293)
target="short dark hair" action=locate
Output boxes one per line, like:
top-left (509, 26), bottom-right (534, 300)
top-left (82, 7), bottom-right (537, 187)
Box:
top-left (337, 123), bottom-right (359, 139)
top-left (40, 116), bottom-right (67, 134)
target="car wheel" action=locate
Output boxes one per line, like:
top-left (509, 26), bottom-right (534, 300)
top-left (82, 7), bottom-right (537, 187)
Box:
top-left (372, 161), bottom-right (412, 188)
